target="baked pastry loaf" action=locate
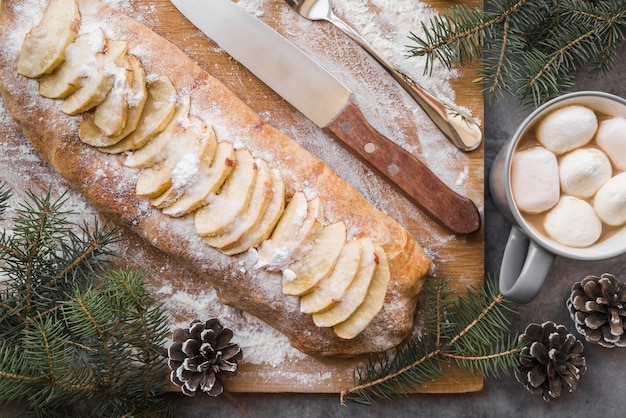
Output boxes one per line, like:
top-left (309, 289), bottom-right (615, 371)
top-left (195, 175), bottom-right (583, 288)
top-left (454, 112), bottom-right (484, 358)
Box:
top-left (0, 0), bottom-right (431, 357)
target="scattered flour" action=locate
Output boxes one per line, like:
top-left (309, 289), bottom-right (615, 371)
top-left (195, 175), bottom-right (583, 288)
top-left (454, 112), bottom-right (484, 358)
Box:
top-left (154, 283), bottom-right (304, 366)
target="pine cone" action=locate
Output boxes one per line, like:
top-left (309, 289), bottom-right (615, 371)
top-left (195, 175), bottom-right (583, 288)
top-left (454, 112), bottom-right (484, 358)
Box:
top-left (567, 273), bottom-right (626, 348)
top-left (168, 318), bottom-right (242, 396)
top-left (515, 321), bottom-right (586, 401)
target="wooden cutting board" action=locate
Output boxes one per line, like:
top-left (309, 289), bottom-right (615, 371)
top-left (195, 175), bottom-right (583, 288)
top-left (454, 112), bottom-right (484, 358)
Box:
top-left (0, 0), bottom-right (483, 394)
top-left (147, 0), bottom-right (485, 394)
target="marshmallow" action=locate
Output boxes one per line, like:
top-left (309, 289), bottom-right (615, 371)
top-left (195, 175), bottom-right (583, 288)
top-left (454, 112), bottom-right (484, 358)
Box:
top-left (594, 172), bottom-right (626, 226)
top-left (537, 105), bottom-right (597, 154)
top-left (559, 148), bottom-right (613, 198)
top-left (544, 196), bottom-right (602, 247)
top-left (511, 147), bottom-right (560, 213)
top-left (596, 117), bottom-right (626, 170)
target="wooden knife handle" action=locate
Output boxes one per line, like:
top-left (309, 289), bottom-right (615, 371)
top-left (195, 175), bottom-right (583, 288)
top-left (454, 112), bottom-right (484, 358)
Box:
top-left (325, 102), bottom-right (481, 235)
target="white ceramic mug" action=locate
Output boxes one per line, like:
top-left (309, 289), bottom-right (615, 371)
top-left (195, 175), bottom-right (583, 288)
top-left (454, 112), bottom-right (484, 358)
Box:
top-left (489, 91), bottom-right (626, 303)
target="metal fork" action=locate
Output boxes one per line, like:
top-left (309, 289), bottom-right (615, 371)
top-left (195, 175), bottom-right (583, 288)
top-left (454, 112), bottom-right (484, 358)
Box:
top-left (284, 0), bottom-right (482, 151)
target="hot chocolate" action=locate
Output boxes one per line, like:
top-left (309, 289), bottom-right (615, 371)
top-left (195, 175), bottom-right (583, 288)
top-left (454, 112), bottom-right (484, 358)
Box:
top-left (511, 107), bottom-right (625, 247)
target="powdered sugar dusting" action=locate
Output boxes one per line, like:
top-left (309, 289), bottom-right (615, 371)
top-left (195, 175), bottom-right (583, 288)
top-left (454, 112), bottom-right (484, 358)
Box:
top-left (171, 152), bottom-right (199, 190)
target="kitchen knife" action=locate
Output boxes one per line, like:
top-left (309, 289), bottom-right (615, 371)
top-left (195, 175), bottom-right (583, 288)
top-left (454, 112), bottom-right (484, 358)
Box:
top-left (170, 0), bottom-right (481, 234)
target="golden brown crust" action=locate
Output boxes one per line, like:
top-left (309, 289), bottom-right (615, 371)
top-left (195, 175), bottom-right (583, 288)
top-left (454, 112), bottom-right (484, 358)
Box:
top-left (0, 0), bottom-right (431, 357)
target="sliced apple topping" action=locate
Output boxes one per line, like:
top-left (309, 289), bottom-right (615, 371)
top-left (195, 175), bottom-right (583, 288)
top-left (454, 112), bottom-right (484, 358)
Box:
top-left (311, 237), bottom-right (377, 328)
top-left (255, 191), bottom-right (308, 270)
top-left (334, 246), bottom-right (390, 339)
top-left (203, 159), bottom-right (274, 249)
top-left (135, 115), bottom-right (210, 198)
top-left (17, 0), bottom-right (81, 78)
top-left (195, 149), bottom-right (257, 237)
top-left (299, 238), bottom-right (361, 314)
top-left (61, 39), bottom-right (128, 115)
top-left (124, 95), bottom-right (191, 168)
top-left (258, 194), bottom-right (324, 272)
top-left (285, 196), bottom-right (325, 263)
top-left (39, 29), bottom-right (107, 99)
top-left (99, 54), bottom-right (148, 139)
top-left (150, 125), bottom-right (218, 209)
top-left (101, 75), bottom-right (177, 154)
top-left (281, 221), bottom-right (346, 296)
top-left (81, 53), bottom-right (147, 144)
top-left (222, 168), bottom-right (285, 255)
top-left (78, 53), bottom-right (147, 147)
top-left (91, 55), bottom-right (133, 137)
top-left (162, 139), bottom-right (234, 217)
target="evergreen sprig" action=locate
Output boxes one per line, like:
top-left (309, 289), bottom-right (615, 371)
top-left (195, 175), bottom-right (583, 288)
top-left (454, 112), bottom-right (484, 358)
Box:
top-left (408, 0), bottom-right (626, 107)
top-left (0, 182), bottom-right (10, 220)
top-left (0, 189), bottom-right (118, 343)
top-left (0, 182), bottom-right (172, 417)
top-left (340, 276), bottom-right (524, 405)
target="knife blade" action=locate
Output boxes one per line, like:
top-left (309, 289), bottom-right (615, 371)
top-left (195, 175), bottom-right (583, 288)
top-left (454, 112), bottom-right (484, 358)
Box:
top-left (170, 0), bottom-right (480, 234)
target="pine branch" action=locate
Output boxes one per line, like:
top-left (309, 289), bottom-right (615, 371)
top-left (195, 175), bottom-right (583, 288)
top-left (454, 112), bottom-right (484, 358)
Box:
top-left (340, 276), bottom-right (524, 405)
top-left (100, 269), bottom-right (171, 412)
top-left (0, 181), bottom-right (10, 220)
top-left (0, 315), bottom-right (99, 417)
top-left (409, 3), bottom-right (490, 74)
top-left (0, 189), bottom-right (119, 341)
top-left (46, 218), bottom-right (120, 287)
top-left (64, 285), bottom-right (121, 391)
top-left (521, 0), bottom-right (626, 105)
top-left (407, 0), bottom-right (626, 106)
top-left (0, 186), bottom-right (172, 417)
top-left (444, 336), bottom-right (523, 379)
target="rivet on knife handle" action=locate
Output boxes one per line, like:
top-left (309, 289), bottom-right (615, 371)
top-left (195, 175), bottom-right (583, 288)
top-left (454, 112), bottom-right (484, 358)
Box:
top-left (325, 102), bottom-right (481, 234)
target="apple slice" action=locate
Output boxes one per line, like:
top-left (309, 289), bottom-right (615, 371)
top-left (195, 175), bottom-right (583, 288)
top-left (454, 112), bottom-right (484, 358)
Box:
top-left (135, 165), bottom-right (172, 199)
top-left (39, 29), bottom-right (107, 99)
top-left (194, 149), bottom-right (258, 237)
top-left (61, 39), bottom-right (129, 115)
top-left (281, 221), bottom-right (346, 296)
top-left (150, 122), bottom-right (218, 209)
top-left (261, 196), bottom-right (324, 271)
top-left (17, 0), bottom-right (81, 78)
top-left (93, 54), bottom-right (146, 137)
top-left (285, 196), bottom-right (324, 262)
top-left (254, 191), bottom-right (308, 270)
top-left (79, 54), bottom-right (148, 147)
top-left (124, 95), bottom-right (191, 169)
top-left (95, 54), bottom-right (148, 142)
top-left (91, 55), bottom-right (133, 137)
top-left (222, 168), bottom-right (285, 255)
top-left (299, 238), bottom-right (361, 314)
top-left (101, 75), bottom-right (177, 154)
top-left (203, 159), bottom-right (274, 250)
top-left (162, 139), bottom-right (234, 217)
top-left (135, 115), bottom-right (210, 198)
top-left (334, 246), bottom-right (391, 339)
top-left (311, 237), bottom-right (377, 328)
top-left (258, 195), bottom-right (324, 271)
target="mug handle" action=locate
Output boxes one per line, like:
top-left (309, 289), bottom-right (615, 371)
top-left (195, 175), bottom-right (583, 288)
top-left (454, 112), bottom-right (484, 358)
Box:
top-left (499, 226), bottom-right (555, 303)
